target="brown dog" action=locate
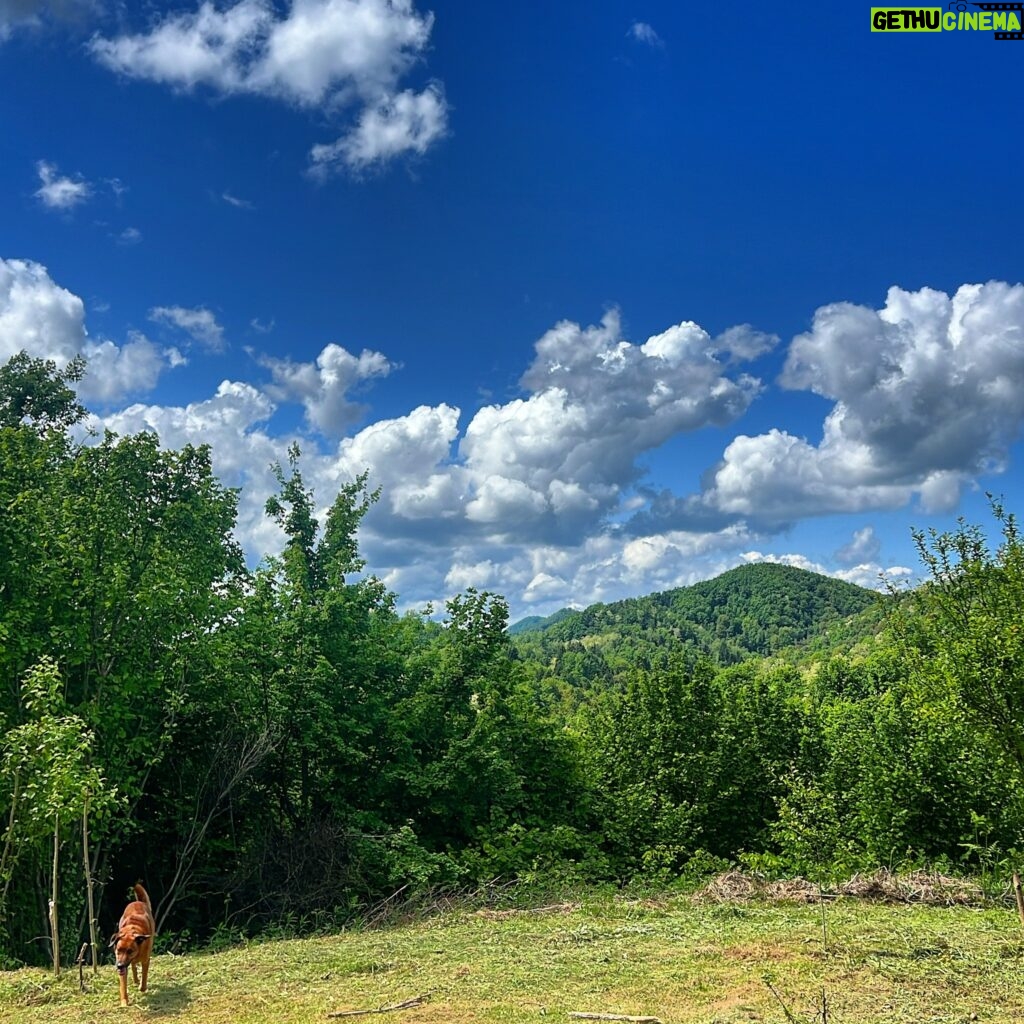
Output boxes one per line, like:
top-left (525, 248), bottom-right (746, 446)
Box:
top-left (110, 883), bottom-right (154, 1007)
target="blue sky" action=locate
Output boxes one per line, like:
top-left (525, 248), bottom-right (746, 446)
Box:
top-left (2, 1), bottom-right (1023, 619)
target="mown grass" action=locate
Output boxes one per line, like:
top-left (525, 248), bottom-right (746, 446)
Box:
top-left (2, 890), bottom-right (1023, 1023)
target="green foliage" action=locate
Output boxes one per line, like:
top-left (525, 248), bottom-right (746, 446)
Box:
top-left (774, 677), bottom-right (1017, 874)
top-left (895, 499), bottom-right (1024, 773)
top-left (583, 658), bottom-right (806, 878)
top-left (0, 351), bottom-right (86, 431)
top-left (0, 658), bottom-right (117, 961)
top-left (5, 351), bottom-right (1024, 963)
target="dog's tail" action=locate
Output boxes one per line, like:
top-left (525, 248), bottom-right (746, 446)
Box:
top-left (134, 882), bottom-right (152, 914)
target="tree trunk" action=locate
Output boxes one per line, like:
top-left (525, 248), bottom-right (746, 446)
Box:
top-left (49, 812), bottom-right (60, 977)
top-left (82, 798), bottom-right (98, 973)
top-left (1012, 870), bottom-right (1024, 929)
top-left (0, 769), bottom-right (20, 920)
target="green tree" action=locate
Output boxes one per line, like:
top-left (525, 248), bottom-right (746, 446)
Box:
top-left (0, 352), bottom-right (86, 431)
top-left (897, 500), bottom-right (1024, 773)
top-left (0, 352), bottom-right (245, 960)
top-left (0, 658), bottom-right (115, 967)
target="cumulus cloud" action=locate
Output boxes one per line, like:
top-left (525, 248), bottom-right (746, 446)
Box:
top-left (89, 0), bottom-right (448, 173)
top-left (454, 309), bottom-right (762, 542)
top-left (34, 160), bottom-right (91, 209)
top-left (309, 83), bottom-right (447, 175)
top-left (713, 323), bottom-right (779, 362)
top-left (257, 342), bottom-right (396, 436)
top-left (691, 282), bottom-right (1024, 526)
top-left (64, 283), bottom-right (1024, 620)
top-left (0, 257), bottom-right (172, 402)
top-left (150, 305), bottom-right (226, 351)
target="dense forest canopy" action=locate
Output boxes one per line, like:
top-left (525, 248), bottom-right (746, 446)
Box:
top-left (1, 352), bottom-right (1023, 967)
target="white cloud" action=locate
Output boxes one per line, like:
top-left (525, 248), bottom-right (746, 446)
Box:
top-left (0, 257), bottom-right (85, 365)
top-left (628, 21), bottom-right (663, 48)
top-left (89, 0), bottom-right (448, 173)
top-left (334, 402), bottom-right (463, 519)
top-left (694, 282), bottom-right (1024, 525)
top-left (713, 323), bottom-right (779, 362)
top-left (257, 342), bottom-right (395, 435)
top-left (309, 84), bottom-right (447, 174)
top-left (836, 525), bottom-right (881, 566)
top-left (0, 257), bottom-right (173, 402)
top-left (76, 331), bottom-right (166, 402)
top-left (150, 305), bottom-right (225, 351)
top-left (34, 160), bottom-right (91, 209)
top-left (117, 226), bottom-right (142, 245)
top-left (456, 309), bottom-right (763, 541)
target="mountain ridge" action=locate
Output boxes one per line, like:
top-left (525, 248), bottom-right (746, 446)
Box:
top-left (511, 562), bottom-right (886, 682)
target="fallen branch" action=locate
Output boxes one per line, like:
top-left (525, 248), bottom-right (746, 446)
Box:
top-left (327, 994), bottom-right (430, 1018)
top-left (568, 1014), bottom-right (662, 1023)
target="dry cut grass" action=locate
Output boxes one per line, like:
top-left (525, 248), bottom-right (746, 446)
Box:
top-left (1, 881), bottom-right (1022, 1024)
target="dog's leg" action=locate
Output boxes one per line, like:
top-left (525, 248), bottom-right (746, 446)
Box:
top-left (132, 961), bottom-right (139, 988)
top-left (119, 970), bottom-right (129, 1007)
top-left (140, 953), bottom-right (149, 993)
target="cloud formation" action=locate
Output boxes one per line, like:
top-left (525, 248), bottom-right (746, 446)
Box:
top-left (457, 310), bottom-right (761, 538)
top-left (34, 159), bottom-right (91, 209)
top-left (309, 83), bottom-right (446, 175)
top-left (89, 0), bottom-right (448, 173)
top-left (256, 342), bottom-right (396, 435)
top-left (11, 265), bottom-right (1022, 619)
top-left (836, 525), bottom-right (881, 566)
top-left (150, 305), bottom-right (226, 351)
top-left (0, 257), bottom-right (171, 402)
top-left (628, 21), bottom-right (663, 48)
top-left (697, 282), bottom-right (1024, 525)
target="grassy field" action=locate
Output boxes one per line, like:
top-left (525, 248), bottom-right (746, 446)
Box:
top-left (2, 887), bottom-right (1023, 1023)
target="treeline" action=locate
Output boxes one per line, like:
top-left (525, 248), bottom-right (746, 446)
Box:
top-left (1, 353), bottom-right (1023, 968)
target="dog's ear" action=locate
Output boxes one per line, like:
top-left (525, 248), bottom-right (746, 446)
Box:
top-left (109, 932), bottom-right (119, 948)
top-left (135, 934), bottom-right (151, 944)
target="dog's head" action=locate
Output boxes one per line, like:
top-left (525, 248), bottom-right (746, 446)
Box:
top-left (110, 930), bottom-right (150, 974)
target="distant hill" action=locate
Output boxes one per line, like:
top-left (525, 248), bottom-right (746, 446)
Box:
top-left (512, 563), bottom-right (886, 686)
top-left (508, 607), bottom-right (576, 635)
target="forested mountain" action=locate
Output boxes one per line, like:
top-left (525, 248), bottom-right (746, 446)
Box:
top-left (512, 563), bottom-right (886, 688)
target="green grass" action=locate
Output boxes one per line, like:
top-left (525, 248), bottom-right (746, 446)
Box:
top-left (2, 892), bottom-right (1023, 1023)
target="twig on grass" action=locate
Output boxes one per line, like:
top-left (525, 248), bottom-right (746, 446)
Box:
top-left (764, 977), bottom-right (803, 1024)
top-left (567, 1014), bottom-right (663, 1023)
top-left (326, 993), bottom-right (430, 1018)
top-left (764, 978), bottom-right (832, 1024)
